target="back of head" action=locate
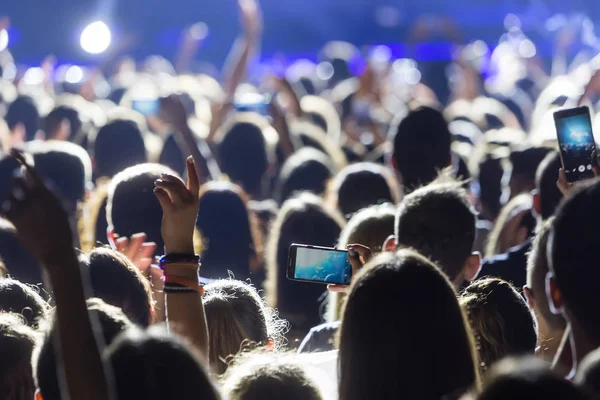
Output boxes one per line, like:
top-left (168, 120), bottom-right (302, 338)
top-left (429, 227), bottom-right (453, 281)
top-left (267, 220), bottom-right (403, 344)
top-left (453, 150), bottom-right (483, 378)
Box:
top-left (0, 278), bottom-right (48, 328)
top-left (81, 247), bottom-right (153, 326)
top-left (392, 106), bottom-right (452, 191)
top-left (339, 250), bottom-right (477, 400)
top-left (27, 140), bottom-right (92, 212)
top-left (0, 313), bottom-right (38, 400)
top-left (34, 298), bottom-right (133, 400)
top-left (43, 105), bottom-right (81, 141)
top-left (485, 193), bottom-right (535, 257)
top-left (267, 193), bottom-right (344, 335)
top-left (217, 117), bottom-right (270, 197)
top-left (330, 162), bottom-right (400, 218)
top-left (526, 218), bottom-right (565, 332)
top-left (550, 179), bottom-right (600, 341)
top-left (106, 327), bottom-right (220, 400)
top-left (5, 95), bottom-right (39, 141)
top-left (92, 119), bottom-right (147, 178)
top-left (0, 218), bottom-right (43, 287)
top-left (395, 179), bottom-right (476, 281)
top-left (475, 153), bottom-right (504, 221)
top-left (222, 353), bottom-right (323, 400)
top-left (338, 203), bottom-right (396, 252)
top-left (108, 163), bottom-right (179, 250)
top-left (460, 278), bottom-right (537, 373)
top-left (196, 182), bottom-right (258, 281)
top-left (509, 146), bottom-right (553, 198)
top-left (275, 148), bottom-right (335, 205)
top-left (535, 151), bottom-right (562, 220)
top-left (203, 280), bottom-right (283, 374)
top-left (476, 357), bottom-right (586, 400)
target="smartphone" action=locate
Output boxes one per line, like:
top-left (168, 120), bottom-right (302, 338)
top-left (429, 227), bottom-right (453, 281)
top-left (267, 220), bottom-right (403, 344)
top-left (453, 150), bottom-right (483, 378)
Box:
top-left (233, 93), bottom-right (271, 116)
top-left (287, 244), bottom-right (352, 285)
top-left (132, 99), bottom-right (160, 116)
top-left (554, 106), bottom-right (599, 182)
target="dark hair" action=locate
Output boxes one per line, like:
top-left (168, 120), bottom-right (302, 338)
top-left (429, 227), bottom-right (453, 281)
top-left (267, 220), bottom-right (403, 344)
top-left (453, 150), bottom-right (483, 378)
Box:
top-left (475, 153), bottom-right (504, 221)
top-left (43, 105), bottom-right (82, 141)
top-left (0, 313), bottom-right (38, 400)
top-left (266, 193), bottom-right (344, 337)
top-left (0, 278), bottom-right (48, 328)
top-left (0, 219), bottom-right (43, 287)
top-left (550, 179), bottom-right (600, 340)
top-left (460, 278), bottom-right (537, 374)
top-left (216, 117), bottom-right (271, 197)
top-left (34, 298), bottom-right (134, 400)
top-left (5, 95), bottom-right (39, 141)
top-left (391, 106), bottom-right (452, 191)
top-left (395, 179), bottom-right (477, 281)
top-left (329, 162), bottom-right (400, 218)
top-left (474, 356), bottom-right (586, 400)
top-left (107, 163), bottom-right (179, 251)
top-left (203, 280), bottom-right (285, 374)
top-left (485, 193), bottom-right (534, 257)
top-left (577, 347), bottom-right (600, 398)
top-left (275, 148), bottom-right (335, 205)
top-left (92, 119), bottom-right (147, 178)
top-left (339, 250), bottom-right (479, 400)
top-left (535, 151), bottom-right (562, 220)
top-left (222, 353), bottom-right (323, 400)
top-left (105, 327), bottom-right (221, 400)
top-left (196, 182), bottom-right (261, 282)
top-left (81, 247), bottom-right (153, 327)
top-left (526, 218), bottom-right (565, 331)
top-left (509, 147), bottom-right (553, 196)
top-left (27, 140), bottom-right (92, 212)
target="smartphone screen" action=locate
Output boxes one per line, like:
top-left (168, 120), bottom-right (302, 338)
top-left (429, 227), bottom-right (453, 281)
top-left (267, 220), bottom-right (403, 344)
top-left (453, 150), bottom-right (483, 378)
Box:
top-left (554, 106), bottom-right (598, 182)
top-left (287, 244), bottom-right (351, 285)
top-left (233, 93), bottom-right (271, 116)
top-left (132, 99), bottom-right (160, 116)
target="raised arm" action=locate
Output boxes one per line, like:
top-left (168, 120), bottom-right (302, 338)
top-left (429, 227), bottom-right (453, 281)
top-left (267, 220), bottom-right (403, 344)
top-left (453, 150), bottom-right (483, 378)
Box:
top-left (154, 156), bottom-right (209, 361)
top-left (4, 150), bottom-right (114, 400)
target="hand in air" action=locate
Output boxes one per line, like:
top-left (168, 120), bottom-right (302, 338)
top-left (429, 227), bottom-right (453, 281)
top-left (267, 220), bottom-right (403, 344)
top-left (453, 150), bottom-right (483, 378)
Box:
top-left (154, 156), bottom-right (200, 255)
top-left (239, 0), bottom-right (262, 40)
top-left (2, 149), bottom-right (74, 267)
top-left (114, 233), bottom-right (157, 274)
top-left (557, 166), bottom-right (600, 196)
top-left (159, 94), bottom-right (189, 133)
top-left (328, 244), bottom-right (373, 293)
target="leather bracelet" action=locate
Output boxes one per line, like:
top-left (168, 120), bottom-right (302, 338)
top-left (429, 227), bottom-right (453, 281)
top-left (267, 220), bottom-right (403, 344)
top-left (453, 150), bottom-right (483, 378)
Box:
top-left (164, 275), bottom-right (205, 296)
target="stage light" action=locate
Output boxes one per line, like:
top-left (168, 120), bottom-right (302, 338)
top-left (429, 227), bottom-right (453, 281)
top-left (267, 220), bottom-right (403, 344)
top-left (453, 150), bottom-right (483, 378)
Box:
top-left (23, 67), bottom-right (44, 85)
top-left (0, 28), bottom-right (8, 52)
top-left (65, 66), bottom-right (84, 83)
top-left (518, 39), bottom-right (536, 58)
top-left (80, 21), bottom-right (111, 54)
top-left (189, 22), bottom-right (208, 41)
top-left (316, 62), bottom-right (334, 81)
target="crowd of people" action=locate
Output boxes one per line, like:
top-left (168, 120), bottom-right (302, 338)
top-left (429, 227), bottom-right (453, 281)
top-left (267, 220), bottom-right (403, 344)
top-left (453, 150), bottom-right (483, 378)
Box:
top-left (3, 1), bottom-right (600, 399)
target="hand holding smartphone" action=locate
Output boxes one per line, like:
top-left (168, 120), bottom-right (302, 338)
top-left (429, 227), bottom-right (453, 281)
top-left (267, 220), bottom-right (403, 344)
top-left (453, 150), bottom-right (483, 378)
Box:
top-left (287, 244), bottom-right (352, 285)
top-left (554, 106), bottom-right (599, 183)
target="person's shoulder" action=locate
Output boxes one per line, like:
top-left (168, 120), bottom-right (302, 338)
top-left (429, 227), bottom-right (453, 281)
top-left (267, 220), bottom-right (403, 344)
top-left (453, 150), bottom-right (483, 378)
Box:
top-left (483, 240), bottom-right (531, 266)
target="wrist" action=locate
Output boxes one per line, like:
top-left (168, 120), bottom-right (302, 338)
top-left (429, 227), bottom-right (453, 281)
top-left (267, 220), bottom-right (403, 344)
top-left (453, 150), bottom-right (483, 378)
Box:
top-left (164, 245), bottom-right (195, 255)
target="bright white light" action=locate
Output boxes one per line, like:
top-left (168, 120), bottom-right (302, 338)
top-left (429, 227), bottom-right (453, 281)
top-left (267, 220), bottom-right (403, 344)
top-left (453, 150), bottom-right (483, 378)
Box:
top-left (65, 66), bottom-right (84, 83)
top-left (518, 39), bottom-right (536, 58)
top-left (404, 68), bottom-right (422, 85)
top-left (0, 29), bottom-right (8, 52)
top-left (316, 62), bottom-right (334, 81)
top-left (392, 58), bottom-right (417, 73)
top-left (2, 62), bottom-right (16, 81)
top-left (189, 22), bottom-right (208, 41)
top-left (23, 67), bottom-right (44, 85)
top-left (371, 45), bottom-right (391, 63)
top-left (504, 13), bottom-right (521, 30)
top-left (80, 21), bottom-right (111, 54)
top-left (472, 40), bottom-right (489, 57)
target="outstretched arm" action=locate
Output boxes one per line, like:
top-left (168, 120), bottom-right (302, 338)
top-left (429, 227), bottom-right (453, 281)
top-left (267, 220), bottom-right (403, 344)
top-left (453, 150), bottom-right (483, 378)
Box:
top-left (154, 156), bottom-right (210, 361)
top-left (4, 150), bottom-right (114, 400)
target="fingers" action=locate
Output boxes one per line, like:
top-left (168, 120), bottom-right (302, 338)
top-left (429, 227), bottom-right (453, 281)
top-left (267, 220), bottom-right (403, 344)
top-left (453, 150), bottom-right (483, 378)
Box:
top-left (557, 168), bottom-right (571, 196)
top-left (154, 187), bottom-right (173, 211)
top-left (327, 284), bottom-right (351, 294)
top-left (126, 233), bottom-right (147, 260)
top-left (348, 244), bottom-right (373, 263)
top-left (155, 175), bottom-right (188, 204)
top-left (185, 157), bottom-right (200, 196)
top-left (115, 237), bottom-right (129, 253)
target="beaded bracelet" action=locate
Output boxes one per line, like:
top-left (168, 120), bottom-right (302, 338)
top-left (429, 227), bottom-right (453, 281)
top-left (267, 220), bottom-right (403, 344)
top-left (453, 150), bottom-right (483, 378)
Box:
top-left (158, 254), bottom-right (200, 270)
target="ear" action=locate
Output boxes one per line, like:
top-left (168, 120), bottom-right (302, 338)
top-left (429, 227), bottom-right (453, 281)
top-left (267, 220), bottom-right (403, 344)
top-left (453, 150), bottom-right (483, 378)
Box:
top-left (532, 190), bottom-right (542, 217)
top-left (523, 286), bottom-right (535, 309)
top-left (107, 226), bottom-right (117, 248)
top-left (546, 272), bottom-right (564, 315)
top-left (463, 252), bottom-right (482, 282)
top-left (383, 235), bottom-right (397, 253)
top-left (35, 389), bottom-right (43, 400)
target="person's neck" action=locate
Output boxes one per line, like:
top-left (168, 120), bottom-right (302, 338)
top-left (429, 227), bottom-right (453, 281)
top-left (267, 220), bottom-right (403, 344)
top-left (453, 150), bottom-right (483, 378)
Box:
top-left (537, 327), bottom-right (566, 362)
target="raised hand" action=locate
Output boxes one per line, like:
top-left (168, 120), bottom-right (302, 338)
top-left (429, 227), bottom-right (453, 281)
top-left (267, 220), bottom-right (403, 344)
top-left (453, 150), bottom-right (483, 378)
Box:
top-left (328, 244), bottom-right (373, 293)
top-left (154, 156), bottom-right (200, 255)
top-left (114, 233), bottom-right (157, 274)
top-left (239, 0), bottom-right (262, 41)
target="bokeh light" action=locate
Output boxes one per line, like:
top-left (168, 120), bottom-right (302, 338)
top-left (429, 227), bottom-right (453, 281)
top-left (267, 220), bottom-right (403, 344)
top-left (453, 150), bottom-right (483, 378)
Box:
top-left (80, 21), bottom-right (111, 54)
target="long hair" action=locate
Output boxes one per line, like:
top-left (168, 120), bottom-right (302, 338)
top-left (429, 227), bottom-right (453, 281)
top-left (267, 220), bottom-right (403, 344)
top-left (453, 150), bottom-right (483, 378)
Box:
top-left (338, 250), bottom-right (479, 400)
